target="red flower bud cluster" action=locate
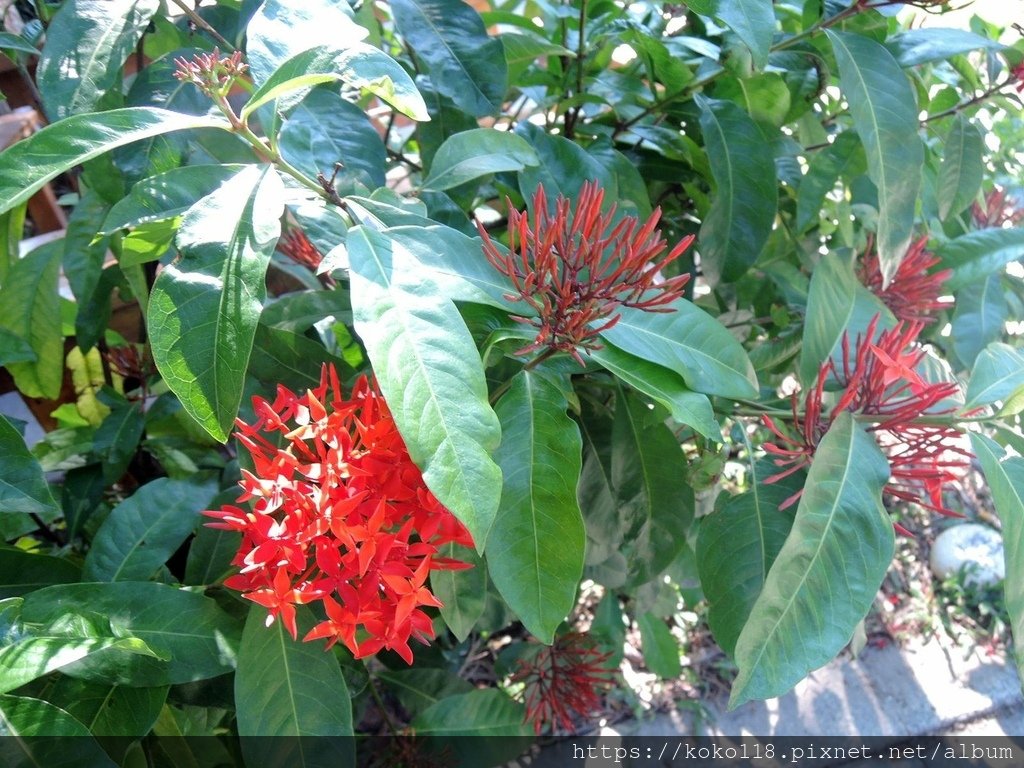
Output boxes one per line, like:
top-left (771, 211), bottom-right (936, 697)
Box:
top-left (763, 316), bottom-right (968, 524)
top-left (510, 631), bottom-right (614, 734)
top-left (858, 236), bottom-right (952, 324)
top-left (972, 187), bottom-right (1024, 229)
top-left (206, 366), bottom-right (474, 663)
top-left (277, 228), bottom-right (324, 272)
top-left (478, 181), bottom-right (693, 365)
top-left (173, 48), bottom-right (248, 94)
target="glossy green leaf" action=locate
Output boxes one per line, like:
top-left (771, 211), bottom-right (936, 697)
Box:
top-left (149, 165), bottom-right (285, 442)
top-left (236, 605), bottom-right (353, 768)
top-left (114, 219), bottom-right (179, 269)
top-left (92, 399), bottom-right (146, 484)
top-left (952, 274), bottom-right (1006, 369)
top-left (411, 688), bottom-right (530, 736)
top-left (279, 88), bottom-right (386, 191)
top-left (696, 95), bottom-right (777, 285)
top-left (637, 612), bottom-right (681, 679)
top-left (696, 459), bottom-right (802, 657)
top-left (612, 388), bottom-right (694, 587)
top-left (885, 28), bottom-right (1004, 68)
top-left (0, 415), bottom-right (60, 517)
top-left (0, 695), bottom-right (117, 766)
top-left (0, 241), bottom-right (63, 399)
top-left (184, 489), bottom-right (242, 587)
top-left (577, 401), bottom-right (620, 574)
top-left (938, 115), bottom-right (985, 220)
top-left (969, 434), bottom-right (1024, 688)
top-left (965, 343), bottom-right (1024, 409)
top-left (709, 0), bottom-right (773, 69)
top-left (796, 132), bottom-right (865, 233)
top-left (347, 225), bottom-right (502, 548)
top-left (102, 165), bottom-right (244, 234)
top-left (590, 343), bottom-right (720, 440)
top-left (800, 253), bottom-right (893, 385)
top-left (376, 668), bottom-right (473, 719)
top-left (936, 228), bottom-right (1024, 293)
top-left (432, 543), bottom-right (486, 642)
top-left (516, 123), bottom-right (614, 204)
top-left (250, 325), bottom-right (348, 392)
top-left (0, 33), bottom-right (37, 56)
top-left (0, 549), bottom-right (79, 599)
top-left (600, 300), bottom-right (758, 399)
top-left (242, 43), bottom-right (428, 122)
top-left (391, 0), bottom-right (507, 117)
top-left (61, 190), bottom-right (110, 309)
top-left (487, 371), bottom-right (584, 643)
top-left (21, 583), bottom-right (241, 684)
top-left (423, 129), bottom-right (539, 191)
top-left (0, 107), bottom-right (228, 219)
top-left (259, 289), bottom-right (352, 333)
top-left (44, 677), bottom-right (167, 737)
top-left (82, 478), bottom-right (217, 582)
top-left (730, 412), bottom-right (893, 708)
top-left (828, 31), bottom-right (922, 285)
top-left (37, 0), bottom-right (160, 120)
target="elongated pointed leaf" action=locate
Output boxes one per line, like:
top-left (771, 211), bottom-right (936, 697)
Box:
top-left (486, 372), bottom-right (584, 643)
top-left (965, 343), bottom-right (1024, 409)
top-left (796, 131), bottom-right (865, 233)
top-left (432, 543), bottom-right (486, 642)
top-left (376, 668), bottom-right (473, 720)
top-left (885, 28), bottom-right (1004, 68)
top-left (600, 300), bottom-right (758, 399)
top-left (970, 434), bottom-right (1024, 688)
top-left (713, 0), bottom-right (774, 70)
top-left (347, 226), bottom-right (502, 548)
top-left (235, 605), bottom-right (352, 768)
top-left (37, 0), bottom-right (160, 120)
top-left (952, 275), bottom-right (1007, 369)
top-left (827, 31), bottom-right (922, 285)
top-left (0, 33), bottom-right (37, 56)
top-left (938, 115), bottom-right (985, 220)
top-left (44, 677), bottom-right (167, 737)
top-left (936, 228), bottom-right (1024, 293)
top-left (696, 95), bottom-right (777, 285)
top-left (424, 129), bottom-right (539, 191)
top-left (730, 412), bottom-right (893, 708)
top-left (638, 612), bottom-right (681, 678)
top-left (411, 689), bottom-right (530, 736)
top-left (0, 694), bottom-right (118, 766)
top-left (0, 550), bottom-right (80, 598)
top-left (149, 165), bottom-right (285, 442)
top-left (0, 416), bottom-right (59, 518)
top-left (0, 108), bottom-right (228, 219)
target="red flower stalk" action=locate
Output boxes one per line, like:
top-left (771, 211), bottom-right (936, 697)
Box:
top-left (858, 236), bottom-right (951, 324)
top-left (206, 365), bottom-right (473, 664)
top-left (763, 316), bottom-right (968, 518)
top-left (972, 186), bottom-right (1024, 229)
top-left (477, 181), bottom-right (693, 365)
top-left (278, 229), bottom-right (324, 271)
top-left (510, 632), bottom-right (614, 735)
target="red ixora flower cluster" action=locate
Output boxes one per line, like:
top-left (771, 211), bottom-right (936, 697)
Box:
top-left (205, 366), bottom-right (473, 663)
top-left (510, 632), bottom-right (614, 734)
top-left (477, 181), bottom-right (693, 365)
top-left (972, 186), bottom-right (1024, 229)
top-left (858, 236), bottom-right (952, 324)
top-left (763, 316), bottom-right (969, 530)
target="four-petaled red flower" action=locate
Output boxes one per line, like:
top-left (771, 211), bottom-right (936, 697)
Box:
top-left (858, 236), bottom-right (952, 324)
top-left (206, 365), bottom-right (473, 663)
top-left (763, 316), bottom-right (968, 526)
top-left (510, 631), bottom-right (615, 735)
top-left (478, 181), bottom-right (693, 365)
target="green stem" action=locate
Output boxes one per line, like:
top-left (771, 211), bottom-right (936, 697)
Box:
top-left (367, 673), bottom-right (400, 735)
top-left (170, 0), bottom-right (235, 51)
top-left (488, 348), bottom-right (558, 405)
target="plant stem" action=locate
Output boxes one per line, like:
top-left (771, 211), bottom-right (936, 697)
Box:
top-left (488, 348), bottom-right (558, 404)
top-left (170, 0), bottom-right (235, 51)
top-left (367, 674), bottom-right (400, 735)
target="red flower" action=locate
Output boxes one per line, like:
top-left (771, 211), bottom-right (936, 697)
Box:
top-left (858, 236), bottom-right (951, 324)
top-left (763, 316), bottom-right (968, 521)
top-left (206, 366), bottom-right (473, 663)
top-left (478, 181), bottom-right (693, 365)
top-left (277, 229), bottom-right (324, 271)
top-left (510, 631), bottom-right (614, 735)
top-left (972, 187), bottom-right (1024, 229)
top-left (1012, 61), bottom-right (1024, 94)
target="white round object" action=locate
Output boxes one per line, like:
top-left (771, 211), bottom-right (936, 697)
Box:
top-left (930, 524), bottom-right (1005, 588)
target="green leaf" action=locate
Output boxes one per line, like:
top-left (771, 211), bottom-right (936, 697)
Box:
top-left (260, 289), bottom-right (352, 333)
top-left (235, 605), bottom-right (353, 768)
top-left (952, 274), bottom-right (1007, 369)
top-left (61, 190), bottom-right (111, 309)
top-left (486, 371), bottom-right (584, 643)
top-left (696, 459), bottom-right (802, 657)
top-left (149, 165), bottom-right (285, 442)
top-left (92, 399), bottom-right (146, 484)
top-left (599, 300), bottom-right (758, 399)
top-left (0, 550), bottom-right (79, 599)
top-left (347, 226), bottom-right (502, 549)
top-left (936, 228), bottom-right (1024, 293)
top-left (43, 677), bottom-right (167, 737)
top-left (432, 543), bottom-right (486, 642)
top-left (938, 115), bottom-right (985, 220)
top-left (411, 688), bottom-right (530, 736)
top-left (800, 253), bottom-right (893, 385)
top-left (965, 343), bottom-right (1024, 409)
top-left (248, 325), bottom-right (347, 393)
top-left (589, 342), bottom-right (720, 440)
top-left (516, 123), bottom-right (614, 204)
top-left (21, 583), bottom-right (241, 684)
top-left (708, 0), bottom-right (774, 69)
top-left (82, 478), bottom-right (217, 582)
top-left (102, 164), bottom-right (244, 234)
top-left (0, 107), bottom-right (228, 219)
top-left (423, 129), bottom-right (539, 191)
top-left (969, 434), bottom-right (1024, 689)
top-left (376, 668), bottom-right (473, 719)
top-left (796, 132), bottom-right (865, 233)
top-left (37, 0), bottom-right (160, 120)
top-left (885, 28), bottom-right (1004, 68)
top-left (0, 241), bottom-right (63, 399)
top-left (184, 489), bottom-right (241, 587)
top-left (242, 43), bottom-right (428, 122)
top-left (611, 387), bottom-right (694, 587)
top-left (0, 415), bottom-right (60, 517)
top-left (827, 31), bottom-right (923, 285)
top-left (730, 412), bottom-right (893, 708)
top-left (637, 612), bottom-right (681, 678)
top-left (391, 0), bottom-right (507, 117)
top-left (0, 32), bottom-right (38, 56)
top-left (279, 87), bottom-right (386, 191)
top-left (0, 695), bottom-right (117, 765)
